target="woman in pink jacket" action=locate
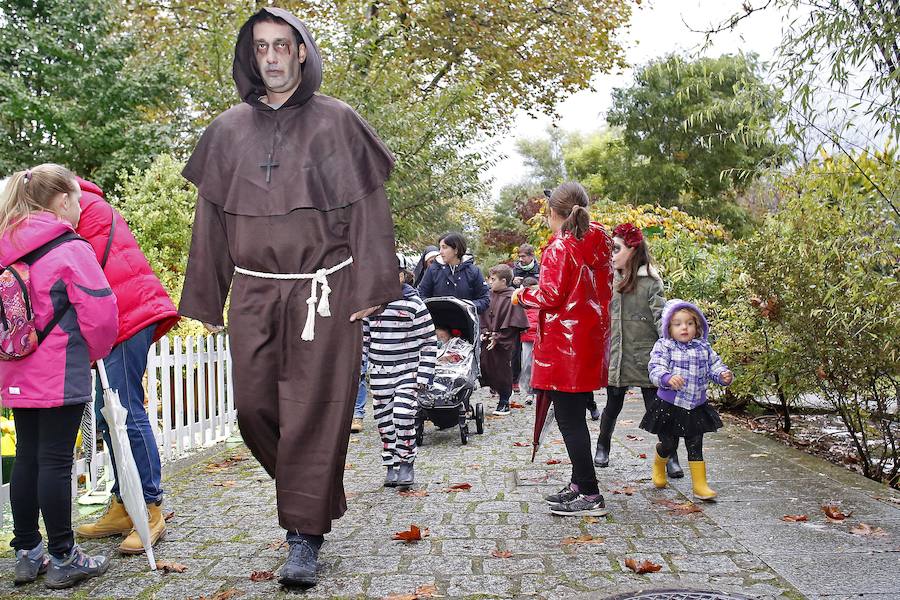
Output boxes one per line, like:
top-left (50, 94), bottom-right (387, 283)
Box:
top-left (0, 164), bottom-right (118, 589)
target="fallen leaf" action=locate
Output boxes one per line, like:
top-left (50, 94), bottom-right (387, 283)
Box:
top-left (545, 459), bottom-right (562, 465)
top-left (625, 557), bottom-right (662, 574)
top-left (164, 510), bottom-right (176, 522)
top-left (491, 550), bottom-right (513, 558)
top-left (612, 486), bottom-right (637, 496)
top-left (446, 483), bottom-right (472, 492)
top-left (205, 455), bottom-right (247, 471)
top-left (849, 522), bottom-right (887, 536)
top-left (267, 539), bottom-right (287, 550)
top-left (822, 505), bottom-right (852, 521)
top-left (625, 434), bottom-right (644, 441)
top-left (550, 439), bottom-right (564, 445)
top-left (513, 441), bottom-right (531, 447)
top-left (466, 463), bottom-right (482, 469)
top-left (875, 496), bottom-right (900, 507)
top-left (617, 419), bottom-right (634, 425)
top-left (749, 453), bottom-right (769, 458)
top-left (582, 516), bottom-right (601, 524)
top-left (781, 514), bottom-right (809, 522)
top-left (198, 590), bottom-right (242, 600)
top-left (392, 524), bottom-right (429, 543)
top-left (509, 402), bottom-right (525, 409)
top-left (249, 570), bottom-right (275, 581)
top-left (383, 584), bottom-right (438, 600)
top-left (485, 414), bottom-right (502, 421)
top-left (213, 480), bottom-right (236, 488)
top-left (561, 534), bottom-right (603, 545)
top-left (638, 453), bottom-right (647, 459)
top-left (156, 561), bottom-right (188, 573)
top-left (344, 463), bottom-right (353, 469)
top-left (398, 489), bottom-right (429, 497)
top-left (654, 499), bottom-right (703, 515)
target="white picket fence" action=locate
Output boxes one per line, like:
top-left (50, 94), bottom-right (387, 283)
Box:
top-left (0, 333), bottom-right (237, 527)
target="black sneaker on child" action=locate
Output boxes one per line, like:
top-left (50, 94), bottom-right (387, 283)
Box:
top-left (543, 483), bottom-right (580, 505)
top-left (44, 545), bottom-right (109, 590)
top-left (549, 493), bottom-right (610, 517)
top-left (492, 403), bottom-right (510, 416)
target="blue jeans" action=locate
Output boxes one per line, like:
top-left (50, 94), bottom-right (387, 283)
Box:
top-left (95, 324), bottom-right (163, 503)
top-left (354, 358), bottom-right (367, 418)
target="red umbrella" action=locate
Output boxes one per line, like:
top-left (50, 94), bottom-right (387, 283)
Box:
top-left (531, 390), bottom-right (556, 462)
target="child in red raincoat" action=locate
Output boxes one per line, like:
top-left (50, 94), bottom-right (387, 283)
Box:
top-left (514, 182), bottom-right (613, 517)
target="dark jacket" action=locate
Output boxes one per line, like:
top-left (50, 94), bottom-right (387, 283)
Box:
top-left (513, 259), bottom-right (540, 282)
top-left (418, 257), bottom-right (490, 314)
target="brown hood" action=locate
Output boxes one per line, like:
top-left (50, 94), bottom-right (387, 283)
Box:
top-left (233, 7), bottom-right (323, 108)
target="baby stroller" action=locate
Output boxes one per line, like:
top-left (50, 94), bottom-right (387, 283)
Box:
top-left (416, 297), bottom-right (485, 445)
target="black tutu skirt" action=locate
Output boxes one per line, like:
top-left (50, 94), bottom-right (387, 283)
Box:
top-left (640, 397), bottom-right (723, 438)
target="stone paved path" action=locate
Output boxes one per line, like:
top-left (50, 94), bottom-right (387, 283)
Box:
top-left (2, 388), bottom-right (898, 599)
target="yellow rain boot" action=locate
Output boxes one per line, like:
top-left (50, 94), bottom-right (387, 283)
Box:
top-left (689, 460), bottom-right (717, 501)
top-left (652, 452), bottom-right (668, 489)
top-left (119, 502), bottom-right (167, 554)
top-left (75, 496), bottom-right (133, 538)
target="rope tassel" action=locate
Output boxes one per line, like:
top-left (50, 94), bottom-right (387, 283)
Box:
top-left (234, 257), bottom-right (354, 343)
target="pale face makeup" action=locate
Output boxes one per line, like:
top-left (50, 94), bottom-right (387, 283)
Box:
top-left (253, 20), bottom-right (306, 104)
top-left (611, 236), bottom-right (635, 272)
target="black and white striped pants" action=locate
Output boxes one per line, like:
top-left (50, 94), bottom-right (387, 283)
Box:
top-left (372, 385), bottom-right (419, 465)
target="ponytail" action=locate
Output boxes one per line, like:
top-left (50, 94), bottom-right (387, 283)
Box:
top-left (562, 205), bottom-right (590, 239)
top-left (549, 181), bottom-right (591, 240)
top-left (0, 164), bottom-right (77, 237)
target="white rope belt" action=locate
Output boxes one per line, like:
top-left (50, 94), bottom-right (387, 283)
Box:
top-left (234, 256), bottom-right (354, 341)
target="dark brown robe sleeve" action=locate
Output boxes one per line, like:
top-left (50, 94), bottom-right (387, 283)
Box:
top-left (348, 186), bottom-right (401, 315)
top-left (178, 195), bottom-right (234, 326)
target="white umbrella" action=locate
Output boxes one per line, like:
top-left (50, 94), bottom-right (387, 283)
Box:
top-left (97, 360), bottom-right (157, 570)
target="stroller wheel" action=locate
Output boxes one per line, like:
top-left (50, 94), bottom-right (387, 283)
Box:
top-left (475, 403), bottom-right (484, 434)
top-left (460, 424), bottom-right (468, 445)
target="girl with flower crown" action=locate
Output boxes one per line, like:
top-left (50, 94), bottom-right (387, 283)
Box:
top-left (593, 224), bottom-right (684, 477)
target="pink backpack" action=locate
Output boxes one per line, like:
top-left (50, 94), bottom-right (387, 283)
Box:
top-left (0, 232), bottom-right (85, 360)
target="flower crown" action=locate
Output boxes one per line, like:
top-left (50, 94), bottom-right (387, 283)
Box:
top-left (612, 223), bottom-right (643, 248)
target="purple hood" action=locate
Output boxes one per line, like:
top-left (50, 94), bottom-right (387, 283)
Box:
top-left (660, 299), bottom-right (709, 342)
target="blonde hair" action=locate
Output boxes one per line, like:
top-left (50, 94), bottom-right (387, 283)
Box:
top-left (0, 164), bottom-right (78, 237)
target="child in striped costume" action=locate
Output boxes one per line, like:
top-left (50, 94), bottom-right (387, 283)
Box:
top-left (363, 269), bottom-right (437, 488)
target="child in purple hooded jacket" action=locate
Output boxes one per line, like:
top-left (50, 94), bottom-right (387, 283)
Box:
top-left (640, 299), bottom-right (733, 500)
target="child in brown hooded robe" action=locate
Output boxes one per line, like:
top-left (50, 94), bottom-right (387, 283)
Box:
top-left (479, 264), bottom-right (529, 415)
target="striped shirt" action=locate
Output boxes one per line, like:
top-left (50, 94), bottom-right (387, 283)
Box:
top-left (363, 286), bottom-right (437, 391)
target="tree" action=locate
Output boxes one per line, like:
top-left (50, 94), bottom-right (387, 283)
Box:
top-left (702, 0), bottom-right (900, 220)
top-left (0, 0), bottom-right (183, 190)
top-left (123, 0), bottom-right (635, 246)
top-left (605, 54), bottom-right (783, 207)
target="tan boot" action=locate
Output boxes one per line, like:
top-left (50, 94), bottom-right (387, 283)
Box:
top-left (119, 503), bottom-right (167, 554)
top-left (689, 460), bottom-right (717, 501)
top-left (350, 417), bottom-right (363, 433)
top-left (75, 496), bottom-right (133, 539)
top-left (652, 452), bottom-right (668, 489)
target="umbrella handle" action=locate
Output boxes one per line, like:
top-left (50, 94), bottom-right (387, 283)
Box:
top-left (95, 359), bottom-right (111, 391)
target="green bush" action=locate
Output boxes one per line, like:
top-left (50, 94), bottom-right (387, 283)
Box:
top-left (110, 154), bottom-right (203, 338)
top-left (730, 151), bottom-right (899, 486)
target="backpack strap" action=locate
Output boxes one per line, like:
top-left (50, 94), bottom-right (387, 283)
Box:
top-left (20, 231), bottom-right (87, 265)
top-left (101, 204), bottom-right (116, 269)
top-left (17, 231), bottom-right (91, 343)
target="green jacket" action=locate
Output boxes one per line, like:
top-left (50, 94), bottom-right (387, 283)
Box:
top-left (607, 265), bottom-right (666, 388)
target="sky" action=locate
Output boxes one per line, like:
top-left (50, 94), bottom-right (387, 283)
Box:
top-left (484, 0), bottom-right (792, 198)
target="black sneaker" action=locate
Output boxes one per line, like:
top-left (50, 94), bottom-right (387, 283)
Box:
top-left (44, 545), bottom-right (109, 589)
top-left (279, 539), bottom-right (319, 588)
top-left (493, 403), bottom-right (510, 416)
top-left (549, 494), bottom-right (610, 517)
top-left (543, 483), bottom-right (579, 505)
top-left (14, 543), bottom-right (49, 585)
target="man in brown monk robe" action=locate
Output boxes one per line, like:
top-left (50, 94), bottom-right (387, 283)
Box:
top-left (178, 7), bottom-right (401, 588)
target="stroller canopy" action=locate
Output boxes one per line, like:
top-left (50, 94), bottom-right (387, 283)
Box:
top-left (424, 297), bottom-right (478, 344)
